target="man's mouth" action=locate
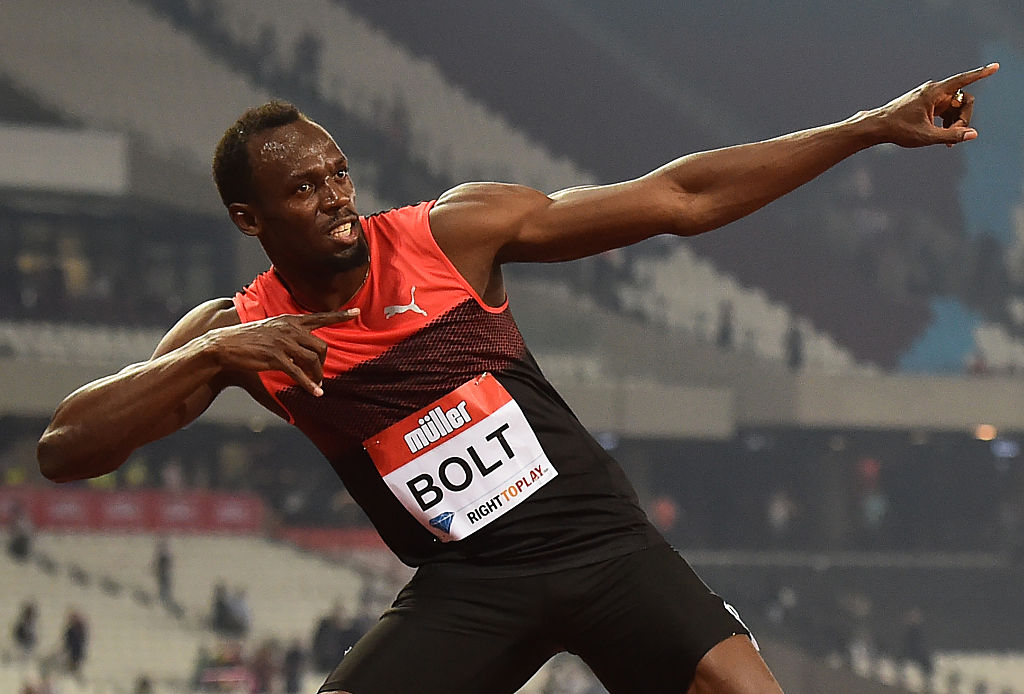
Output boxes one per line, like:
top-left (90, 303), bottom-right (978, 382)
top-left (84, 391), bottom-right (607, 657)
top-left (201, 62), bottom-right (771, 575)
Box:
top-left (328, 220), bottom-right (355, 241)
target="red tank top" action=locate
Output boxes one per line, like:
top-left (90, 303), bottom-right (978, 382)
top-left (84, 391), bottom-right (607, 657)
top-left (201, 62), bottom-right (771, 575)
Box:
top-left (234, 201), bottom-right (659, 573)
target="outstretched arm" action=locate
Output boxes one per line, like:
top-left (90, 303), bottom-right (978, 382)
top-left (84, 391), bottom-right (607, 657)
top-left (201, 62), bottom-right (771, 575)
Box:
top-left (431, 64), bottom-right (998, 275)
top-left (37, 301), bottom-right (360, 482)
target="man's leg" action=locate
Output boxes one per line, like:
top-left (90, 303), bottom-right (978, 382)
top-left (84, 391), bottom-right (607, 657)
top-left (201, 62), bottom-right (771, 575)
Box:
top-left (687, 634), bottom-right (784, 694)
top-left (319, 566), bottom-right (558, 694)
top-left (561, 545), bottom-right (780, 693)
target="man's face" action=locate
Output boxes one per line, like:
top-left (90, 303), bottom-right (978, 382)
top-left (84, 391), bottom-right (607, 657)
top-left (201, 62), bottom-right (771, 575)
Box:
top-left (244, 119), bottom-right (368, 274)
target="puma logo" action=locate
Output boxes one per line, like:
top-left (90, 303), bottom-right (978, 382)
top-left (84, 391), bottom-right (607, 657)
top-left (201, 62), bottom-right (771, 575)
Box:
top-left (384, 286), bottom-right (428, 319)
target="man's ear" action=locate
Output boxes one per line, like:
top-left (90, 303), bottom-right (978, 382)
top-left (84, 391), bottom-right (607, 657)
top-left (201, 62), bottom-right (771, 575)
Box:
top-left (229, 203), bottom-right (260, 237)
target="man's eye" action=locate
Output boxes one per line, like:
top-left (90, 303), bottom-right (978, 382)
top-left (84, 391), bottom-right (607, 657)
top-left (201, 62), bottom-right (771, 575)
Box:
top-left (336, 169), bottom-right (349, 180)
top-left (296, 183), bottom-right (312, 193)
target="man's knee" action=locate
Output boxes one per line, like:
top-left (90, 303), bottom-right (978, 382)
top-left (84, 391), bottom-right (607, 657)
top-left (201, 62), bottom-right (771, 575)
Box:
top-left (687, 634), bottom-right (784, 694)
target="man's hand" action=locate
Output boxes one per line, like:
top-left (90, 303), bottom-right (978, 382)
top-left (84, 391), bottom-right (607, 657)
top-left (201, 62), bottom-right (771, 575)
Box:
top-left (203, 309), bottom-right (360, 397)
top-left (875, 63), bottom-right (1000, 148)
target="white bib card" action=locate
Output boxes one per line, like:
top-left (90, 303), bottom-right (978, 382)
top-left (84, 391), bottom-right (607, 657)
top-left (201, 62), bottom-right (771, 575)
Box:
top-left (364, 373), bottom-right (557, 542)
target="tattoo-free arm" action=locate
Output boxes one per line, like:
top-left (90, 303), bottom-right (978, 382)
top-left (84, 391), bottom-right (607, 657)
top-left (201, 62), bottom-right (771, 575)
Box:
top-left (36, 300), bottom-right (361, 482)
top-left (36, 300), bottom-right (240, 482)
top-left (431, 64), bottom-right (998, 271)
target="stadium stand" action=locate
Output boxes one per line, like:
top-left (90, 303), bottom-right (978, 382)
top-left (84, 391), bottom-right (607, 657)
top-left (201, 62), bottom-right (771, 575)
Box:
top-left (5, 0), bottom-right (1021, 372)
top-left (0, 0), bottom-right (388, 216)
top-left (30, 533), bottom-right (365, 639)
top-left (2, 531), bottom-right (373, 693)
top-left (211, 0), bottom-right (590, 196)
top-left (2, 542), bottom-right (204, 690)
top-left (341, 0), bottom-right (1024, 372)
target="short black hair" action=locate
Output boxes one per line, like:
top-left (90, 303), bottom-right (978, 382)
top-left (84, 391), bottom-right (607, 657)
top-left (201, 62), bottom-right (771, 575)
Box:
top-left (212, 100), bottom-right (305, 207)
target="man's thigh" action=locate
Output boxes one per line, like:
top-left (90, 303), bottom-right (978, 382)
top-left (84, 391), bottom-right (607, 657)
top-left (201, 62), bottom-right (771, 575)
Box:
top-left (319, 569), bottom-right (558, 694)
top-left (562, 545), bottom-right (754, 694)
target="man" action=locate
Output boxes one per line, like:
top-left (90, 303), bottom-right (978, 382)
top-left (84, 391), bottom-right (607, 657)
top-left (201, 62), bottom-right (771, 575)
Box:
top-left (38, 63), bottom-right (998, 693)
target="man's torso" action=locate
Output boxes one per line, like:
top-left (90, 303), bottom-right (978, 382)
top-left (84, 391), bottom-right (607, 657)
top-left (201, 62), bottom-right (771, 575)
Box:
top-left (233, 201), bottom-right (661, 572)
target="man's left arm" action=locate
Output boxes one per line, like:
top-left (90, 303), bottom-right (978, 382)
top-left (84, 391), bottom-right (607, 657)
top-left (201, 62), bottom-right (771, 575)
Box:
top-left (431, 63), bottom-right (998, 277)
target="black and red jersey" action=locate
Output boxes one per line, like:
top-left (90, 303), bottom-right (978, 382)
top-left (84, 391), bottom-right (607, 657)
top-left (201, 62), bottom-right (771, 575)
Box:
top-left (233, 201), bottom-right (660, 573)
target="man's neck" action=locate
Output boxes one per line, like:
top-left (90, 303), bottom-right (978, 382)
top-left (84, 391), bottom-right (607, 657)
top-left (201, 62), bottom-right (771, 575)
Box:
top-left (273, 263), bottom-right (369, 312)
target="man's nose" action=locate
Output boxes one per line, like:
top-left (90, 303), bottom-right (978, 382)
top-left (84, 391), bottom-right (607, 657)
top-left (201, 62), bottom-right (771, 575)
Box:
top-left (321, 178), bottom-right (351, 210)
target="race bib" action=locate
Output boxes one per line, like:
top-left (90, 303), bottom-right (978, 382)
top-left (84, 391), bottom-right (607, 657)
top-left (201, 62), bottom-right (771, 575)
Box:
top-left (364, 373), bottom-right (557, 542)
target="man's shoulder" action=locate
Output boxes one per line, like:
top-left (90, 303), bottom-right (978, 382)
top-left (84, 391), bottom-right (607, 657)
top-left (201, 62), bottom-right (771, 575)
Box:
top-left (181, 297), bottom-right (241, 331)
top-left (151, 298), bottom-right (239, 360)
top-left (430, 182), bottom-right (549, 235)
top-left (434, 182), bottom-right (543, 209)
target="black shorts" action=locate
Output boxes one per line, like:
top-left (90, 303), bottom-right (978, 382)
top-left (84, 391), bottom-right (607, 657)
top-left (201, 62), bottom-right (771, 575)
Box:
top-left (319, 544), bottom-right (751, 694)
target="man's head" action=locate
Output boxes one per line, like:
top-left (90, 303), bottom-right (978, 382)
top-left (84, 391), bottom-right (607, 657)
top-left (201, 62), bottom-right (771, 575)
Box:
top-left (214, 102), bottom-right (368, 277)
top-left (213, 100), bottom-right (304, 208)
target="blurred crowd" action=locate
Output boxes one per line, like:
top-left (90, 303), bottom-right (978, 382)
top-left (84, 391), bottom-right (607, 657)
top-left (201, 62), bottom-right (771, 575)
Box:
top-left (6, 601), bottom-right (90, 692)
top-left (2, 416), bottom-right (1023, 557)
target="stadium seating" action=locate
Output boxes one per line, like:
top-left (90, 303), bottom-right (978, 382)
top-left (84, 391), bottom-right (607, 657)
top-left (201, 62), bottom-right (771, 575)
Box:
top-left (1, 543), bottom-right (201, 688)
top-left (29, 532), bottom-right (365, 640)
top-left (1, 531), bottom-right (578, 693)
top-left (0, 0), bottom-right (388, 215)
top-left (625, 245), bottom-right (861, 371)
top-left (174, 0), bottom-right (852, 372)
top-left (214, 0), bottom-right (591, 195)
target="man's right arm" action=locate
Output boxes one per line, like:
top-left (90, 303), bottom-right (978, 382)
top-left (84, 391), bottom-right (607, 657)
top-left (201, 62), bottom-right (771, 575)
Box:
top-left (37, 298), bottom-right (242, 482)
top-left (37, 299), bottom-right (359, 482)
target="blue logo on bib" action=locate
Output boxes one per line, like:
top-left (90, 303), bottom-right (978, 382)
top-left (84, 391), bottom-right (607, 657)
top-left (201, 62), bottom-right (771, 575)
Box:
top-left (429, 511), bottom-right (454, 534)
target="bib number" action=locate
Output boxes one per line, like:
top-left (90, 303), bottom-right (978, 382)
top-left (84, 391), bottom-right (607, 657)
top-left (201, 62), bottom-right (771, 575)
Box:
top-left (364, 373), bottom-right (557, 541)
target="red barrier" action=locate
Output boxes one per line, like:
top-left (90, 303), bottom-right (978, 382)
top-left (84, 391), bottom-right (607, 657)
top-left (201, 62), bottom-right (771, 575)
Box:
top-left (0, 487), bottom-right (265, 533)
top-left (276, 526), bottom-right (386, 553)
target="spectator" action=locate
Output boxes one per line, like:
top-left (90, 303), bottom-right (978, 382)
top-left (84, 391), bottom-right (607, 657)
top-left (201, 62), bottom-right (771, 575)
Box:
top-left (160, 456), bottom-right (185, 491)
top-left (856, 456), bottom-right (890, 547)
top-left (715, 300), bottom-right (734, 351)
top-left (196, 641), bottom-right (254, 692)
top-left (122, 456), bottom-right (149, 488)
top-left (311, 603), bottom-right (362, 673)
top-left (191, 643), bottom-right (214, 690)
top-left (841, 592), bottom-right (876, 676)
top-left (152, 536), bottom-right (179, 614)
top-left (11, 601), bottom-right (38, 661)
top-left (283, 639), bottom-right (305, 694)
top-left (647, 494), bottom-right (682, 547)
top-left (210, 582), bottom-right (234, 635)
top-left (764, 584), bottom-right (799, 630)
top-left (62, 610), bottom-right (88, 675)
top-left (210, 582), bottom-right (251, 638)
top-left (7, 501), bottom-right (33, 562)
top-left (250, 638), bottom-right (280, 694)
top-left (765, 488), bottom-right (799, 547)
top-left (226, 587), bottom-right (252, 638)
top-left (784, 318), bottom-right (804, 371)
top-left (19, 672), bottom-right (56, 694)
top-left (899, 608), bottom-right (933, 688)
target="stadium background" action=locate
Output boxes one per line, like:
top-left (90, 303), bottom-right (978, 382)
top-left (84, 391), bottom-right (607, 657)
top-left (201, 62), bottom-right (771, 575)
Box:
top-left (2, 1), bottom-right (1024, 692)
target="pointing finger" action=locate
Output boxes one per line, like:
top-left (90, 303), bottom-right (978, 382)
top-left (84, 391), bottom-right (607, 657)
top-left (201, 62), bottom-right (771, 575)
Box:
top-left (939, 62), bottom-right (1000, 92)
top-left (302, 308), bottom-right (361, 328)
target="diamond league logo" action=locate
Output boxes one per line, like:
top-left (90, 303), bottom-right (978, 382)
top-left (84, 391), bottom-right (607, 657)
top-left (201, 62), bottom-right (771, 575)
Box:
top-left (429, 511), bottom-right (454, 534)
